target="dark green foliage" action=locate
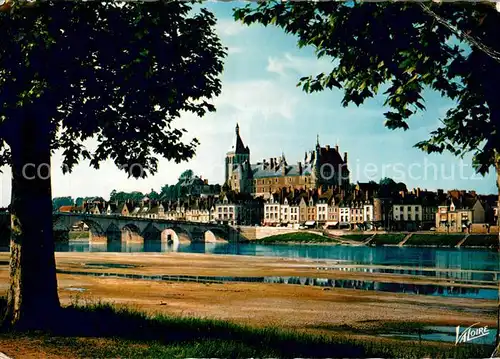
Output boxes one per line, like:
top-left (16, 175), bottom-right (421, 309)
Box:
top-left (233, 2), bottom-right (500, 173)
top-left (52, 196), bottom-right (73, 211)
top-left (377, 178), bottom-right (406, 198)
top-left (461, 234), bottom-right (499, 248)
top-left (371, 233), bottom-right (406, 245)
top-left (341, 234), bottom-right (371, 241)
top-left (0, 1), bottom-right (226, 176)
top-left (147, 189), bottom-right (160, 201)
top-left (406, 234), bottom-right (464, 247)
top-left (256, 232), bottom-right (339, 244)
top-left (109, 190), bottom-right (144, 203)
top-left (179, 169), bottom-right (194, 181)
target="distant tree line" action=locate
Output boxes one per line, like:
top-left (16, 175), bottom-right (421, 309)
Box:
top-left (52, 169), bottom-right (222, 210)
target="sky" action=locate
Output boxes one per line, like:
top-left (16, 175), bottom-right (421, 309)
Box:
top-left (0, 2), bottom-right (497, 206)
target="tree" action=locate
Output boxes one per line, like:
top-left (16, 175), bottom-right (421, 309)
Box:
top-left (52, 196), bottom-right (73, 211)
top-left (234, 1), bottom-right (500, 350)
top-left (0, 0), bottom-right (225, 328)
top-left (179, 169), bottom-right (194, 181)
top-left (148, 189), bottom-right (160, 201)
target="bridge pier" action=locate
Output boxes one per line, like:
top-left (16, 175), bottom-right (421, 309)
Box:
top-left (121, 229), bottom-right (143, 243)
top-left (190, 229), bottom-right (206, 243)
top-left (106, 230), bottom-right (121, 243)
top-left (143, 230), bottom-right (161, 242)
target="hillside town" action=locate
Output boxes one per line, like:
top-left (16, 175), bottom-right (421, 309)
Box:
top-left (56, 124), bottom-right (499, 235)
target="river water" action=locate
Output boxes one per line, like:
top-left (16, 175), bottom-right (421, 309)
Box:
top-left (53, 240), bottom-right (499, 272)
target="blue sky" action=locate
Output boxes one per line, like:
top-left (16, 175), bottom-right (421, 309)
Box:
top-left (0, 2), bottom-right (496, 205)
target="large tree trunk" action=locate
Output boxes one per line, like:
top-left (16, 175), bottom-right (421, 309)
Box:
top-left (2, 115), bottom-right (60, 329)
top-left (496, 156), bottom-right (500, 349)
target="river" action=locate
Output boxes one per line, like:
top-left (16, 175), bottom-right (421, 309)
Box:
top-left (50, 240), bottom-right (499, 272)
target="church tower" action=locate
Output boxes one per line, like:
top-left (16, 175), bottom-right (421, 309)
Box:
top-left (311, 134), bottom-right (322, 189)
top-left (225, 123), bottom-right (250, 189)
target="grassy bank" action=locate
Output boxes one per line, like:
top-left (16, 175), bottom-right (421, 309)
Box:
top-left (461, 234), bottom-right (499, 248)
top-left (255, 232), bottom-right (339, 244)
top-left (370, 233), bottom-right (406, 246)
top-left (340, 234), bottom-right (371, 242)
top-left (406, 234), bottom-right (464, 247)
top-left (69, 231), bottom-right (89, 240)
top-left (0, 300), bottom-right (493, 358)
top-left (254, 232), bottom-right (499, 249)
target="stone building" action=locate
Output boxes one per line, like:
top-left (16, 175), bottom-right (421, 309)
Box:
top-left (225, 124), bottom-right (350, 199)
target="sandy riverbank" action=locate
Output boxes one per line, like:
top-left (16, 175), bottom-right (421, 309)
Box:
top-left (0, 252), bottom-right (496, 345)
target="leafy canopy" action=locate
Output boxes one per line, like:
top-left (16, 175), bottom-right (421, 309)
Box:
top-left (0, 0), bottom-right (226, 177)
top-left (234, 1), bottom-right (500, 173)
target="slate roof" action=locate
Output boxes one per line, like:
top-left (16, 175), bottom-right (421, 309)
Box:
top-left (251, 163), bottom-right (313, 178)
top-left (228, 123), bottom-right (250, 155)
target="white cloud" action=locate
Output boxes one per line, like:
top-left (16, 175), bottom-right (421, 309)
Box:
top-left (215, 19), bottom-right (247, 38)
top-left (267, 53), bottom-right (333, 77)
top-left (0, 77), bottom-right (302, 205)
top-left (216, 80), bottom-right (300, 121)
top-left (227, 46), bottom-right (244, 54)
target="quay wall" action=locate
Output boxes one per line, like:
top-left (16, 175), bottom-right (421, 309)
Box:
top-left (237, 226), bottom-right (301, 240)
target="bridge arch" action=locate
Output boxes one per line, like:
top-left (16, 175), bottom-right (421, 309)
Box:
top-left (162, 227), bottom-right (192, 244)
top-left (105, 223), bottom-right (122, 242)
top-left (121, 223), bottom-right (143, 242)
top-left (204, 228), bottom-right (229, 243)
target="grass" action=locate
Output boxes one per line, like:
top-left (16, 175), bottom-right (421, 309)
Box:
top-left (340, 234), bottom-right (371, 242)
top-left (0, 298), bottom-right (493, 358)
top-left (405, 234), bottom-right (464, 247)
top-left (370, 234), bottom-right (406, 246)
top-left (256, 232), bottom-right (339, 244)
top-left (461, 234), bottom-right (499, 248)
top-left (69, 231), bottom-right (89, 240)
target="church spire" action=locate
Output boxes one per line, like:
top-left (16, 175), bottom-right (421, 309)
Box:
top-left (316, 134), bottom-right (320, 147)
top-left (233, 122), bottom-right (249, 155)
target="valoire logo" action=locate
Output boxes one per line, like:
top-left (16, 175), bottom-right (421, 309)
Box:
top-left (455, 322), bottom-right (490, 344)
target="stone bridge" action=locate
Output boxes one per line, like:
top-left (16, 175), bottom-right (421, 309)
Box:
top-left (52, 213), bottom-right (240, 244)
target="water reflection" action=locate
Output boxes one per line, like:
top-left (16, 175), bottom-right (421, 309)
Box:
top-left (56, 269), bottom-right (498, 300)
top-left (380, 325), bottom-right (497, 345)
top-left (53, 241), bottom-right (499, 273)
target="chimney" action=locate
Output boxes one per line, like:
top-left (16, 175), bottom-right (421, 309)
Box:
top-left (298, 161), bottom-right (303, 175)
top-left (335, 144), bottom-right (339, 152)
top-left (325, 145), bottom-right (330, 151)
top-left (270, 158), bottom-right (274, 169)
top-left (344, 152), bottom-right (348, 163)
